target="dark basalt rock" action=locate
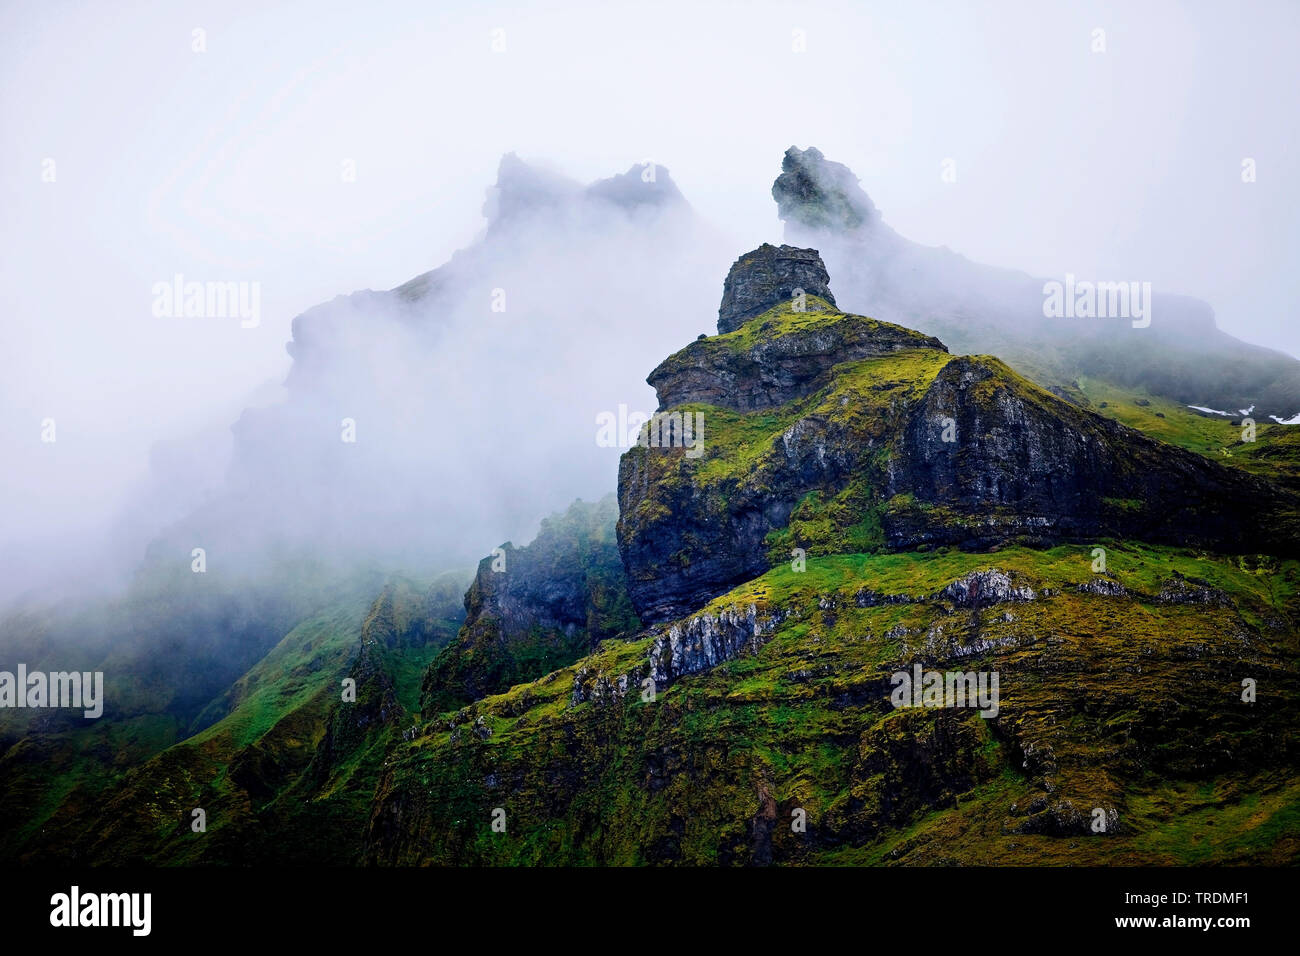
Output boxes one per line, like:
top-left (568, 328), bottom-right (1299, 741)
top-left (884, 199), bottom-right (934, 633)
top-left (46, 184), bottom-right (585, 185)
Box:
top-left (419, 496), bottom-right (638, 713)
top-left (717, 244), bottom-right (836, 333)
top-left (882, 355), bottom-right (1296, 555)
top-left (617, 449), bottom-right (791, 622)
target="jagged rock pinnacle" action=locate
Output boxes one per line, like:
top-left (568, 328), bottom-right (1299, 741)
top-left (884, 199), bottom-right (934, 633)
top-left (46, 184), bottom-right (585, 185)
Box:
top-left (772, 145), bottom-right (878, 233)
top-left (717, 243), bottom-right (836, 333)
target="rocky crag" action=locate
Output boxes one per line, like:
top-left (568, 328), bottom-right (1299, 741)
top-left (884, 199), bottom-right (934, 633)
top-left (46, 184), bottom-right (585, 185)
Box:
top-left (356, 247), bottom-right (1299, 866)
top-left (420, 496), bottom-right (639, 713)
top-left (618, 247), bottom-right (1299, 623)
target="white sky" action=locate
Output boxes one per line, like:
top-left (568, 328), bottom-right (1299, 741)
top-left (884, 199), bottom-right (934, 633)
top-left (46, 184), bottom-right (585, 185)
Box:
top-left (2, 0), bottom-right (1298, 539)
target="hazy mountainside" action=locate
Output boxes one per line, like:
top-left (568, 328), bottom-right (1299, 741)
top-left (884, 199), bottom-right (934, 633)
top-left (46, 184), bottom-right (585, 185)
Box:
top-left (420, 495), bottom-right (639, 713)
top-left (0, 558), bottom-right (391, 738)
top-left (0, 153), bottom-right (716, 725)
top-left (1, 500), bottom-right (625, 865)
top-left (363, 248), bottom-right (1300, 866)
top-left (167, 153), bottom-right (727, 578)
top-left (4, 150), bottom-right (1299, 867)
top-left (14, 242), bottom-right (1295, 867)
top-left (0, 154), bottom-right (719, 856)
top-left (774, 146), bottom-right (1300, 421)
top-left (8, 575), bottom-right (465, 865)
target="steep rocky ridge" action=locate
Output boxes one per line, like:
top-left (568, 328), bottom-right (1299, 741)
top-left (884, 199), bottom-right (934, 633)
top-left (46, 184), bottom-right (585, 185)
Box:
top-left (420, 496), bottom-right (639, 714)
top-left (773, 145), bottom-right (1300, 421)
top-left (617, 247), bottom-right (1300, 624)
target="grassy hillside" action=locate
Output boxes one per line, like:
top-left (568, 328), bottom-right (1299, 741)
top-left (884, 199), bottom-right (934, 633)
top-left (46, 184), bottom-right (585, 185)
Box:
top-left (3, 572), bottom-right (468, 865)
top-left (368, 543), bottom-right (1300, 865)
top-left (1077, 376), bottom-right (1300, 490)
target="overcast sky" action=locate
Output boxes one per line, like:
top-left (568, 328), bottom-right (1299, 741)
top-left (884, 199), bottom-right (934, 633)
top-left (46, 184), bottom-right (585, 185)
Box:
top-left (3, 0), bottom-right (1298, 547)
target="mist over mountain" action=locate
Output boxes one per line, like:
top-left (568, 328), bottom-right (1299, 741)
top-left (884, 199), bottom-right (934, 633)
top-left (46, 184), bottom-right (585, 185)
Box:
top-left (0, 156), bottom-right (729, 608)
top-left (5, 0), bottom-right (1300, 905)
top-left (0, 155), bottom-right (730, 738)
top-left (177, 154), bottom-right (726, 573)
top-left (775, 145), bottom-right (1300, 419)
top-left (17, 237), bottom-right (1297, 870)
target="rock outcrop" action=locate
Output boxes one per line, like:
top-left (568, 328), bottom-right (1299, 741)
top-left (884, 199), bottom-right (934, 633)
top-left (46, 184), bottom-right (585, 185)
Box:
top-left (651, 293), bottom-right (944, 413)
top-left (772, 144), bottom-right (1300, 420)
top-left (717, 244), bottom-right (836, 333)
top-left (772, 145), bottom-right (879, 233)
top-left (938, 570), bottom-right (1036, 608)
top-left (883, 354), bottom-right (1295, 553)
top-left (617, 250), bottom-right (1300, 624)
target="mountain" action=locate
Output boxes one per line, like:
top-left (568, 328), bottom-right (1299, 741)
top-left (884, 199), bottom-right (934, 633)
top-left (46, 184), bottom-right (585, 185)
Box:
top-left (19, 243), bottom-right (1294, 867)
top-left (5, 160), bottom-right (1299, 868)
top-left (360, 247), bottom-right (1300, 865)
top-left (774, 145), bottom-right (1300, 422)
top-left (617, 245), bottom-right (1299, 623)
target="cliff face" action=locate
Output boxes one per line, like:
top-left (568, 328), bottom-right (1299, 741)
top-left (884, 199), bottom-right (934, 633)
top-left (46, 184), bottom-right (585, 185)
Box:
top-left (884, 354), bottom-right (1294, 551)
top-left (717, 244), bottom-right (836, 333)
top-left (365, 546), bottom-right (1300, 866)
top-left (617, 247), bottom-right (1299, 625)
top-left (419, 496), bottom-right (640, 713)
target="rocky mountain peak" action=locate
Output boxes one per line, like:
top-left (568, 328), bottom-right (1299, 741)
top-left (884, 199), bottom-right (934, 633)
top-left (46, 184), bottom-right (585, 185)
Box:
top-left (717, 243), bottom-right (836, 333)
top-left (482, 154), bottom-right (688, 237)
top-left (772, 145), bottom-right (879, 234)
top-left (585, 162), bottom-right (686, 210)
top-left (482, 152), bottom-right (581, 231)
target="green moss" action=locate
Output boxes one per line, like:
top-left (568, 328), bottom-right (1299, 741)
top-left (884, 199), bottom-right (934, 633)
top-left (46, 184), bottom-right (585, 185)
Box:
top-left (1102, 496), bottom-right (1144, 513)
top-left (1079, 375), bottom-right (1300, 490)
top-left (365, 537), bottom-right (1300, 865)
top-left (641, 345), bottom-right (955, 569)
